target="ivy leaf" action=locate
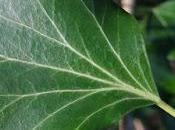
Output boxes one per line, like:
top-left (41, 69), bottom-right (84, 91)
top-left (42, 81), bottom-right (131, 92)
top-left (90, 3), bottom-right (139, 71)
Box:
top-left (153, 1), bottom-right (175, 27)
top-left (0, 0), bottom-right (160, 130)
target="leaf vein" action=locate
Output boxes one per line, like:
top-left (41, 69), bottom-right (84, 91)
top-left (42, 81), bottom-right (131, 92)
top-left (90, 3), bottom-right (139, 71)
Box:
top-left (75, 97), bottom-right (145, 130)
top-left (80, 0), bottom-right (149, 92)
top-left (0, 54), bottom-right (121, 88)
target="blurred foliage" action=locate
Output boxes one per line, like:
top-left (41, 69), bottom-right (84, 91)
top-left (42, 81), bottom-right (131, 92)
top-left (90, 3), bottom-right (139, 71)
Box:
top-left (168, 50), bottom-right (175, 61)
top-left (153, 1), bottom-right (175, 27)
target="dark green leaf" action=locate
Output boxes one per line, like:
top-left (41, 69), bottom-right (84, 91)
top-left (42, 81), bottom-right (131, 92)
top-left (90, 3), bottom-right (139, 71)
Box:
top-left (0, 0), bottom-right (159, 130)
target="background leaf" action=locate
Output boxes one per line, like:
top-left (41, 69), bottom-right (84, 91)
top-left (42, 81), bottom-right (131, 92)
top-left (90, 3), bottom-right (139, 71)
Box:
top-left (153, 1), bottom-right (175, 27)
top-left (0, 0), bottom-right (159, 130)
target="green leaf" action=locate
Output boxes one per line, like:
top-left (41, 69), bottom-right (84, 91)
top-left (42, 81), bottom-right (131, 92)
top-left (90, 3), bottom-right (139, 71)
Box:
top-left (153, 1), bottom-right (175, 27)
top-left (168, 50), bottom-right (175, 61)
top-left (0, 0), bottom-right (160, 130)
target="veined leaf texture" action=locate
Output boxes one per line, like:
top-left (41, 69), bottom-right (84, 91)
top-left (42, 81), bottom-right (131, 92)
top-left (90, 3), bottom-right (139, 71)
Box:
top-left (0, 0), bottom-right (160, 130)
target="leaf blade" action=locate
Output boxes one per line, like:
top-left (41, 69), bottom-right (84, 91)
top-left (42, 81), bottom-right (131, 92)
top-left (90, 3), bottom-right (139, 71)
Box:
top-left (0, 0), bottom-right (159, 130)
